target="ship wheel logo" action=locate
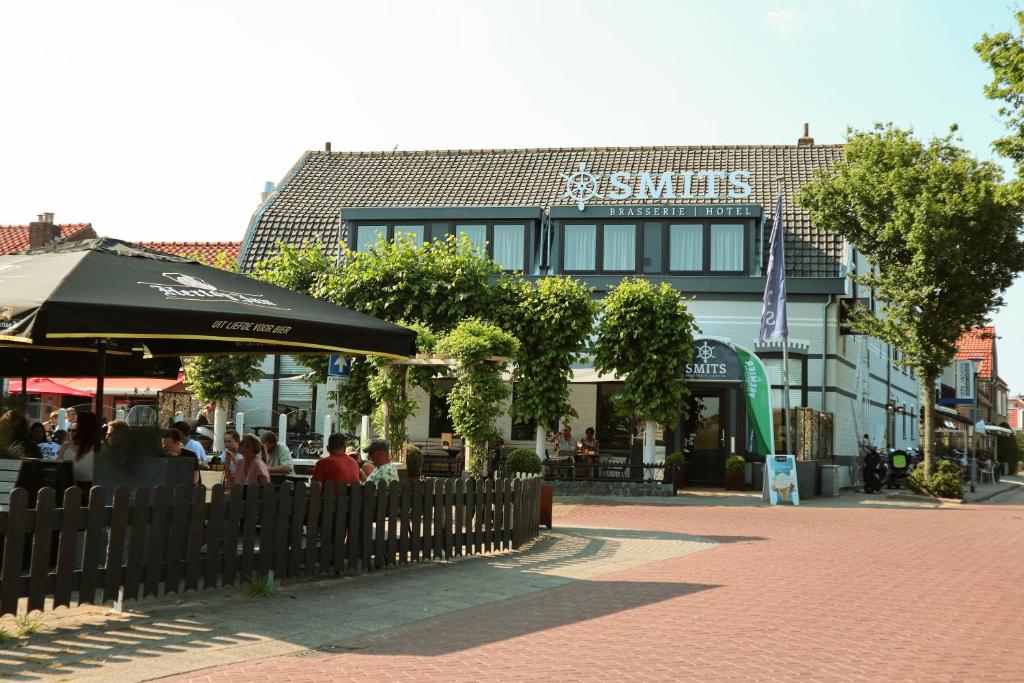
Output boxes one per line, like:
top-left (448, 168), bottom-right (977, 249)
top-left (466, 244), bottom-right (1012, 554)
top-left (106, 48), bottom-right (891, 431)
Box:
top-left (562, 162), bottom-right (602, 210)
top-left (695, 342), bottom-right (716, 363)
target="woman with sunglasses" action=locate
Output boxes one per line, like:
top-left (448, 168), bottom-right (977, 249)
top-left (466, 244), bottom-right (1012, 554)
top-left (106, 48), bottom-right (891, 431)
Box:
top-left (58, 411), bottom-right (101, 494)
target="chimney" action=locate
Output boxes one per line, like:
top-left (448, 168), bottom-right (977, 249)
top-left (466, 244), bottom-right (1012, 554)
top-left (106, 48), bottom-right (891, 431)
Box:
top-left (798, 122), bottom-right (814, 146)
top-left (324, 141), bottom-right (332, 153)
top-left (28, 212), bottom-right (60, 249)
top-left (260, 181), bottom-right (275, 203)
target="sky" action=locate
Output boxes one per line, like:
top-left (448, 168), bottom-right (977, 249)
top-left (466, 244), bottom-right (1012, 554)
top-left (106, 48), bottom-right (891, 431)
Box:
top-left (2, 0), bottom-right (1023, 390)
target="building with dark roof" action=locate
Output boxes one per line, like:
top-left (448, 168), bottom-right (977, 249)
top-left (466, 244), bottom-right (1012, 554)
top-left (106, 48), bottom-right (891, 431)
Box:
top-left (237, 130), bottom-right (922, 482)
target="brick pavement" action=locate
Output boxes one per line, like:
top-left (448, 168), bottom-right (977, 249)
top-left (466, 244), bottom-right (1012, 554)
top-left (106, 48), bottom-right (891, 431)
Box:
top-left (150, 489), bottom-right (1024, 682)
top-left (5, 490), bottom-right (1024, 682)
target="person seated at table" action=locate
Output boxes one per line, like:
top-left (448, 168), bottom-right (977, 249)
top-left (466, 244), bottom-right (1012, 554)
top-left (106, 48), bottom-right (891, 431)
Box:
top-left (291, 410), bottom-right (310, 434)
top-left (58, 411), bottom-right (100, 488)
top-left (547, 423), bottom-right (575, 459)
top-left (161, 428), bottom-right (201, 485)
top-left (346, 444), bottom-right (374, 482)
top-left (31, 421), bottom-right (60, 460)
top-left (364, 439), bottom-right (399, 486)
top-left (195, 401), bottom-right (216, 427)
top-left (577, 427), bottom-right (599, 478)
top-left (104, 419), bottom-right (128, 445)
top-left (313, 433), bottom-right (360, 491)
top-left (234, 434), bottom-right (270, 486)
top-left (221, 429), bottom-right (243, 486)
top-left (260, 430), bottom-right (294, 475)
top-left (173, 421), bottom-right (209, 468)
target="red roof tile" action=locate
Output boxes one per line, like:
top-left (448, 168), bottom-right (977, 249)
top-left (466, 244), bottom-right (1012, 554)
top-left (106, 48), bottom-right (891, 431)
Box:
top-left (0, 223), bottom-right (94, 255)
top-left (137, 241), bottom-right (241, 265)
top-left (955, 326), bottom-right (997, 378)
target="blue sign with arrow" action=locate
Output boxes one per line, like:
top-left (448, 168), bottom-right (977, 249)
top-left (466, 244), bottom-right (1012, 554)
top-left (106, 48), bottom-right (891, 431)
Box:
top-left (328, 355), bottom-right (352, 378)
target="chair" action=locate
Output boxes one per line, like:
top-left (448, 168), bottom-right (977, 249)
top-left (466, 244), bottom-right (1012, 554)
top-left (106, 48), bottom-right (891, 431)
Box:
top-left (978, 461), bottom-right (995, 485)
top-left (543, 444), bottom-right (575, 479)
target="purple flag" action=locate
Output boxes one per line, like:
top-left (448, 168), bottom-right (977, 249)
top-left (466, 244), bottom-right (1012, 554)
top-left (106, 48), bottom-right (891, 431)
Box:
top-left (759, 190), bottom-right (788, 341)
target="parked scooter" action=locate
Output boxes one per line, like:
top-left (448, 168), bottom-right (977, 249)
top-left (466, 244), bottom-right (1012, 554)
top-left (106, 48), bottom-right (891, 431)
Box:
top-left (863, 445), bottom-right (886, 493)
top-left (886, 449), bottom-right (912, 489)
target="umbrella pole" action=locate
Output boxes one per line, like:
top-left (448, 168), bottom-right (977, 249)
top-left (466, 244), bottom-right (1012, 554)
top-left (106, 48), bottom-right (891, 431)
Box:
top-left (95, 340), bottom-right (107, 417)
top-left (20, 368), bottom-right (27, 409)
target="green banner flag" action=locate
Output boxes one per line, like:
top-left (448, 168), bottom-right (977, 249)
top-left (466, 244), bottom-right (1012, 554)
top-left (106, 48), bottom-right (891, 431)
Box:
top-left (736, 345), bottom-right (774, 456)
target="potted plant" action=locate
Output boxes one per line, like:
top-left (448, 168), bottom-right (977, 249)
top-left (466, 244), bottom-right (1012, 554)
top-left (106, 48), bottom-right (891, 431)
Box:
top-left (724, 455), bottom-right (747, 491)
top-left (506, 448), bottom-right (551, 529)
top-left (664, 451), bottom-right (686, 493)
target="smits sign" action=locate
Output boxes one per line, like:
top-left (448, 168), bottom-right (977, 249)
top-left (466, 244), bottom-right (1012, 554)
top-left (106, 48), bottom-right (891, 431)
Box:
top-left (562, 162), bottom-right (752, 211)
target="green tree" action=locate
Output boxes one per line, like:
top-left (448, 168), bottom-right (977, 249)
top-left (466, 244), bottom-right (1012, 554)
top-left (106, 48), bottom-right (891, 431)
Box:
top-left (591, 279), bottom-right (699, 463)
top-left (977, 13), bottom-right (1024, 167)
top-left (798, 124), bottom-right (1024, 474)
top-left (322, 234), bottom-right (502, 331)
top-left (183, 355), bottom-right (265, 446)
top-left (436, 319), bottom-right (519, 477)
top-left (503, 276), bottom-right (596, 455)
top-left (252, 241), bottom-right (335, 384)
top-left (367, 323), bottom-right (438, 455)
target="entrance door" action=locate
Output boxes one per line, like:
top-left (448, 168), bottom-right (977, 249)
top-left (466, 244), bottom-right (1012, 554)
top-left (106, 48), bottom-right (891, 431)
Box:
top-left (685, 390), bottom-right (729, 485)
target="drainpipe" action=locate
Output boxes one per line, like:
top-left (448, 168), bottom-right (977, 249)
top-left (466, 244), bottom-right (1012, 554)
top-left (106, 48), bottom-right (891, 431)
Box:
top-left (821, 294), bottom-right (833, 414)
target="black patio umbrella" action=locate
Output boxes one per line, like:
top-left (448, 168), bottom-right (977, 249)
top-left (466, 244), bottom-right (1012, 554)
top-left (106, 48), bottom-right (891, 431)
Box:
top-left (0, 238), bottom-right (417, 411)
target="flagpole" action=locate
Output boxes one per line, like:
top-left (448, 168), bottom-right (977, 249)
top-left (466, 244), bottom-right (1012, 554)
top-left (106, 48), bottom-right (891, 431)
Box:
top-left (782, 332), bottom-right (792, 454)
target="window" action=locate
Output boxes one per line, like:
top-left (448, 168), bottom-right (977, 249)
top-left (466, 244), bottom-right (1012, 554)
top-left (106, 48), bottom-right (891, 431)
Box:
top-left (493, 224), bottom-right (526, 271)
top-left (563, 224), bottom-right (597, 271)
top-left (356, 225), bottom-right (387, 253)
top-left (710, 223), bottom-right (744, 271)
top-left (669, 224), bottom-right (703, 271)
top-left (394, 224), bottom-right (425, 246)
top-left (428, 380), bottom-right (455, 439)
top-left (353, 221), bottom-right (528, 269)
top-left (354, 224), bottom-right (424, 252)
top-left (603, 224), bottom-right (637, 271)
top-left (456, 224), bottom-right (487, 253)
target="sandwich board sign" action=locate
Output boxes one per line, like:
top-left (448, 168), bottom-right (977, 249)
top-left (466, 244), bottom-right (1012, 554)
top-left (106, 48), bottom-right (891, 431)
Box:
top-left (763, 454), bottom-right (800, 505)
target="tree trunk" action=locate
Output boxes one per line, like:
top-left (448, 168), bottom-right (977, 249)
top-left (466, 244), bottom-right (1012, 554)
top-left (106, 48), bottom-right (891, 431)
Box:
top-left (922, 369), bottom-right (937, 475)
top-left (535, 425), bottom-right (546, 459)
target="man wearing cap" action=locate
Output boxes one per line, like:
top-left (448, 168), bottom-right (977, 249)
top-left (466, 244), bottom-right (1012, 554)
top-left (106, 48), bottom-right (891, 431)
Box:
top-left (364, 439), bottom-right (399, 486)
top-left (345, 444), bottom-right (374, 482)
top-left (313, 433), bottom-right (360, 490)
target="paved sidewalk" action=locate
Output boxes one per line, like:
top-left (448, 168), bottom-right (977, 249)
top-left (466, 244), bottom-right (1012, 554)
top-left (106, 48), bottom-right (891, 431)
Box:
top-left (4, 487), bottom-right (1024, 681)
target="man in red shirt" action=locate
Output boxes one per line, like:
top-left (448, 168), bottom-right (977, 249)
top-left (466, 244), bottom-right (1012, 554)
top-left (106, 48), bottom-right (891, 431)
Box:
top-left (312, 433), bottom-right (360, 491)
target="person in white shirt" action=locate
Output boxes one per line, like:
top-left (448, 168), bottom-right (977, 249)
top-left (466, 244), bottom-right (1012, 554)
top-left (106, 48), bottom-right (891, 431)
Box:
top-left (174, 421), bottom-right (208, 467)
top-left (221, 429), bottom-right (244, 486)
top-left (58, 411), bottom-right (101, 486)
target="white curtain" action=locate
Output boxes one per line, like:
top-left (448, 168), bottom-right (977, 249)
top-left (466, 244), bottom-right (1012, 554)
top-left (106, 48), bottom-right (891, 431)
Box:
top-left (563, 224), bottom-right (596, 270)
top-left (710, 223), bottom-right (744, 271)
top-left (669, 224), bottom-right (702, 271)
top-left (493, 224), bottom-right (525, 270)
top-left (456, 224), bottom-right (487, 253)
top-left (602, 224), bottom-right (635, 271)
top-left (357, 225), bottom-right (386, 253)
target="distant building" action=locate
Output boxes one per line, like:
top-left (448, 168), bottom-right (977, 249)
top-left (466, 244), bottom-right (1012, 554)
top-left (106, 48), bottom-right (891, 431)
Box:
top-left (234, 129), bottom-right (923, 485)
top-left (1009, 396), bottom-right (1024, 432)
top-left (0, 213), bottom-right (95, 254)
top-left (954, 326), bottom-right (1009, 427)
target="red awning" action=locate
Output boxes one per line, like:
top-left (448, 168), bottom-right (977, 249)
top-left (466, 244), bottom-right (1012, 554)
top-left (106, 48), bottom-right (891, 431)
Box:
top-left (7, 377), bottom-right (94, 397)
top-left (49, 376), bottom-right (183, 396)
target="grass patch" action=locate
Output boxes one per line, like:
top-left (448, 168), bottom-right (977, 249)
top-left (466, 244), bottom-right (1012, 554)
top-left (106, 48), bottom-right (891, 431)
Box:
top-left (246, 575), bottom-right (275, 597)
top-left (16, 611), bottom-right (46, 636)
top-left (0, 626), bottom-right (18, 642)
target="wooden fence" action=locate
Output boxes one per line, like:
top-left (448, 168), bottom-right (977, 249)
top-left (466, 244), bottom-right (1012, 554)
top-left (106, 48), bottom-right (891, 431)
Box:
top-left (0, 476), bottom-right (542, 617)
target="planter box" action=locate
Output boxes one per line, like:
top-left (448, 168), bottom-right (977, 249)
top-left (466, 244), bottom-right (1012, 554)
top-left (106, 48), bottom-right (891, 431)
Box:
top-left (724, 471), bottom-right (746, 491)
top-left (795, 461), bottom-right (818, 499)
top-left (539, 484), bottom-right (553, 529)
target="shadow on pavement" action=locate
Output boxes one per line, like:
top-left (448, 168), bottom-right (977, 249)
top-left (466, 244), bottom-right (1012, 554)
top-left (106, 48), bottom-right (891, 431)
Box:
top-left (317, 578), bottom-right (718, 658)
